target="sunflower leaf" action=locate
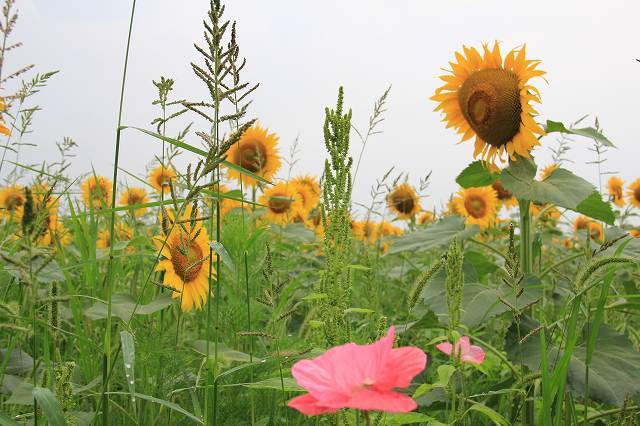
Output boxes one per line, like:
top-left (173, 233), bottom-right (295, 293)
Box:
top-left (386, 216), bottom-right (478, 255)
top-left (456, 161), bottom-right (499, 188)
top-left (544, 120), bottom-right (615, 147)
top-left (575, 192), bottom-right (615, 224)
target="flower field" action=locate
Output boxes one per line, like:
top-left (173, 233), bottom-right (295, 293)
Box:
top-left (1, 1), bottom-right (640, 425)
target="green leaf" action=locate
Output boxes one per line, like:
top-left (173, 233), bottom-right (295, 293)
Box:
top-left (209, 241), bottom-right (236, 274)
top-left (387, 216), bottom-right (478, 255)
top-left (544, 120), bottom-right (614, 147)
top-left (467, 402), bottom-right (509, 426)
top-left (238, 377), bottom-right (303, 392)
top-left (0, 412), bottom-right (20, 426)
top-left (575, 192), bottom-right (615, 224)
top-left (5, 381), bottom-right (34, 405)
top-left (301, 293), bottom-right (328, 301)
top-left (506, 317), bottom-right (640, 406)
top-left (456, 161), bottom-right (499, 188)
top-left (125, 392), bottom-right (203, 424)
top-left (344, 307), bottom-right (375, 314)
top-left (192, 341), bottom-right (261, 366)
top-left (385, 412), bottom-right (447, 426)
top-left (120, 331), bottom-right (136, 410)
top-left (85, 293), bottom-right (174, 323)
top-left (32, 387), bottom-right (66, 426)
top-left (436, 364), bottom-right (456, 386)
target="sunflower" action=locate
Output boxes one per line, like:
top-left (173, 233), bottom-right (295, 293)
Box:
top-left (209, 184), bottom-right (249, 216)
top-left (0, 97), bottom-right (10, 136)
top-left (291, 176), bottom-right (320, 212)
top-left (386, 183), bottom-right (421, 220)
top-left (627, 179), bottom-right (640, 208)
top-left (258, 182), bottom-right (304, 225)
top-left (352, 221), bottom-right (378, 245)
top-left (96, 223), bottom-right (134, 249)
top-left (630, 229), bottom-right (640, 238)
top-left (119, 187), bottom-right (150, 217)
top-left (153, 205), bottom-right (213, 312)
top-left (452, 186), bottom-right (498, 229)
top-left (607, 176), bottom-right (624, 208)
top-left (149, 165), bottom-right (176, 194)
top-left (0, 185), bottom-right (25, 220)
top-left (573, 215), bottom-right (590, 234)
top-left (378, 221), bottom-right (403, 251)
top-left (540, 163), bottom-right (559, 181)
top-left (37, 222), bottom-right (72, 247)
top-left (491, 180), bottom-right (518, 209)
top-left (531, 202), bottom-right (561, 221)
top-left (226, 124), bottom-right (281, 186)
top-left (432, 42), bottom-right (545, 166)
top-left (588, 221), bottom-right (604, 243)
top-left (418, 210), bottom-right (436, 224)
top-left (81, 176), bottom-right (112, 209)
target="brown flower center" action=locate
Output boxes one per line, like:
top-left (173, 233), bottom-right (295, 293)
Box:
top-left (458, 69), bottom-right (521, 148)
top-left (268, 194), bottom-right (292, 214)
top-left (170, 235), bottom-right (205, 282)
top-left (634, 187), bottom-right (640, 203)
top-left (464, 195), bottom-right (487, 219)
top-left (492, 181), bottom-right (512, 200)
top-left (236, 141), bottom-right (266, 173)
top-left (391, 191), bottom-right (415, 214)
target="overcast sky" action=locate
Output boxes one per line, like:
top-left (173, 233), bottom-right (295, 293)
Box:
top-left (6, 0), bottom-right (640, 214)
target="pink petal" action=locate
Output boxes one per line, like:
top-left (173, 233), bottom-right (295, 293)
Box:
top-left (287, 394), bottom-right (339, 416)
top-left (436, 341), bottom-right (453, 356)
top-left (457, 336), bottom-right (472, 356)
top-left (347, 388), bottom-right (418, 413)
top-left (462, 344), bottom-right (485, 365)
top-left (376, 347), bottom-right (427, 390)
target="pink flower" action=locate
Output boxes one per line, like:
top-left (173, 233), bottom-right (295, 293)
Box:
top-left (435, 336), bottom-right (485, 365)
top-left (287, 326), bottom-right (427, 416)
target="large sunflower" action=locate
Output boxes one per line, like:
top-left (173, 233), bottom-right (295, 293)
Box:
top-left (0, 185), bottom-right (25, 221)
top-left (387, 183), bottom-right (421, 220)
top-left (607, 176), bottom-right (624, 208)
top-left (491, 180), bottom-right (518, 209)
top-left (149, 165), bottom-right (176, 194)
top-left (81, 176), bottom-right (112, 209)
top-left (226, 124), bottom-right (281, 186)
top-left (153, 205), bottom-right (213, 312)
top-left (259, 182), bottom-right (304, 225)
top-left (627, 179), bottom-right (640, 208)
top-left (120, 187), bottom-right (149, 217)
top-left (452, 186), bottom-right (498, 229)
top-left (432, 42), bottom-right (545, 166)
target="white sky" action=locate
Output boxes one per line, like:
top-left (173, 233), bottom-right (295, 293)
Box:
top-left (6, 0), bottom-right (640, 214)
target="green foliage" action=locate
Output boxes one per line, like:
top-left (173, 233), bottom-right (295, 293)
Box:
top-left (456, 161), bottom-right (499, 188)
top-left (544, 120), bottom-right (614, 147)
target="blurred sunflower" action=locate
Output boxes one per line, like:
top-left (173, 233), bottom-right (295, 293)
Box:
top-left (0, 97), bottom-right (10, 136)
top-left (588, 221), bottom-right (604, 243)
top-left (153, 205), bottom-right (213, 312)
top-left (573, 215), bottom-right (590, 234)
top-left (387, 183), bottom-right (421, 220)
top-left (210, 184), bottom-right (249, 216)
top-left (432, 42), bottom-right (545, 166)
top-left (352, 220), bottom-right (378, 245)
top-left (627, 179), bottom-right (640, 208)
top-left (226, 124), bottom-right (281, 186)
top-left (81, 176), bottom-right (112, 209)
top-left (120, 187), bottom-right (149, 217)
top-left (531, 202), bottom-right (561, 221)
top-left (148, 165), bottom-right (176, 194)
top-left (491, 180), bottom-right (517, 209)
top-left (259, 182), bottom-right (303, 225)
top-left (452, 186), bottom-right (498, 229)
top-left (418, 210), bottom-right (436, 224)
top-left (540, 163), bottom-right (559, 181)
top-left (37, 222), bottom-right (72, 247)
top-left (607, 176), bottom-right (624, 208)
top-left (630, 229), bottom-right (640, 238)
top-left (96, 223), bottom-right (134, 249)
top-left (291, 176), bottom-right (321, 212)
top-left (378, 221), bottom-right (403, 251)
top-left (0, 185), bottom-right (25, 221)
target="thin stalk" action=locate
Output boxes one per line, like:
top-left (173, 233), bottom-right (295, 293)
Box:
top-left (102, 1), bottom-right (137, 424)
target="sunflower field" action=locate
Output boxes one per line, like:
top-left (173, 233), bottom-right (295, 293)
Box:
top-left (1, 1), bottom-right (640, 425)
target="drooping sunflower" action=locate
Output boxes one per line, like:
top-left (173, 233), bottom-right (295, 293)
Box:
top-left (226, 124), bottom-right (281, 186)
top-left (418, 210), bottom-right (436, 224)
top-left (291, 176), bottom-right (320, 212)
top-left (0, 185), bottom-right (25, 221)
top-left (81, 176), bottom-right (112, 209)
top-left (491, 180), bottom-right (518, 209)
top-left (96, 223), bottom-right (134, 249)
top-left (119, 187), bottom-right (150, 217)
top-left (607, 176), bottom-right (625, 208)
top-left (452, 186), bottom-right (498, 229)
top-left (0, 97), bottom-right (10, 136)
top-left (432, 42), bottom-right (545, 166)
top-left (148, 165), bottom-right (176, 194)
top-left (259, 182), bottom-right (304, 225)
top-left (627, 179), bottom-right (640, 208)
top-left (540, 163), bottom-right (559, 181)
top-left (387, 183), bottom-right (421, 220)
top-left (573, 215), bottom-right (590, 234)
top-left (153, 205), bottom-right (213, 312)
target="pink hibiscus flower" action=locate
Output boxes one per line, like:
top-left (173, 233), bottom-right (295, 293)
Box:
top-left (435, 336), bottom-right (485, 365)
top-left (287, 326), bottom-right (427, 416)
